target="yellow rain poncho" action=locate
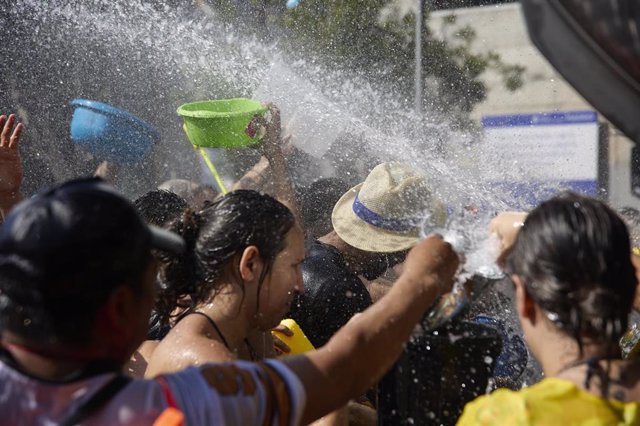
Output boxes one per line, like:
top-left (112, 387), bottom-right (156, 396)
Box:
top-left (457, 378), bottom-right (640, 426)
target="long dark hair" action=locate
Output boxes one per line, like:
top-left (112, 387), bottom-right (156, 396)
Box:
top-left (505, 193), bottom-right (636, 351)
top-left (155, 190), bottom-right (295, 325)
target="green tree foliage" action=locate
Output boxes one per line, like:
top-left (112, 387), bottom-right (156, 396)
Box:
top-left (214, 0), bottom-right (524, 125)
top-left (276, 1), bottom-right (524, 122)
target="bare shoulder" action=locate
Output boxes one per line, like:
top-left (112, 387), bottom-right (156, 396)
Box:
top-left (125, 340), bottom-right (160, 378)
top-left (145, 327), bottom-right (234, 378)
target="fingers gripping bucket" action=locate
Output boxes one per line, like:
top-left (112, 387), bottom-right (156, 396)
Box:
top-left (176, 98), bottom-right (268, 195)
top-left (70, 99), bottom-right (160, 164)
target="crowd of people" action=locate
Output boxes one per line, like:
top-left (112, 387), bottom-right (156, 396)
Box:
top-left (2, 99), bottom-right (640, 426)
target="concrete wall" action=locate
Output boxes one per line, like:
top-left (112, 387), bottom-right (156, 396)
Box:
top-left (429, 3), bottom-right (639, 209)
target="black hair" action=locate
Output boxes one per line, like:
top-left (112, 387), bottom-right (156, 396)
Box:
top-left (155, 190), bottom-right (295, 325)
top-left (134, 189), bottom-right (188, 227)
top-left (505, 193), bottom-right (636, 351)
top-left (0, 178), bottom-right (153, 347)
top-left (297, 177), bottom-right (351, 238)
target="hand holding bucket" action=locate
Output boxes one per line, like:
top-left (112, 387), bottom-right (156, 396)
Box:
top-left (177, 98), bottom-right (268, 149)
top-left (177, 98), bottom-right (270, 194)
top-left (271, 319), bottom-right (315, 356)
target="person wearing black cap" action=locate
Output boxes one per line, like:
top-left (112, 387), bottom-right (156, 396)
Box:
top-left (0, 177), bottom-right (459, 425)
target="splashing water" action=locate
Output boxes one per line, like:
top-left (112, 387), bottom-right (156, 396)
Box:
top-left (2, 0), bottom-right (565, 207)
top-left (4, 0), bottom-right (545, 402)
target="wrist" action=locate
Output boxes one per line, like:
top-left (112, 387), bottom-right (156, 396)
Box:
top-left (265, 149), bottom-right (285, 163)
top-left (397, 271), bottom-right (443, 302)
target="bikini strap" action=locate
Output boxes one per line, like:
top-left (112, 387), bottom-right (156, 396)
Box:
top-left (188, 311), bottom-right (257, 360)
top-left (190, 311), bottom-right (231, 351)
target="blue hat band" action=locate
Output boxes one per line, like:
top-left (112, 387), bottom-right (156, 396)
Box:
top-left (352, 194), bottom-right (420, 232)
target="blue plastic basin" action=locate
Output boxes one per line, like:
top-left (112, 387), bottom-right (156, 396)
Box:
top-left (70, 99), bottom-right (160, 163)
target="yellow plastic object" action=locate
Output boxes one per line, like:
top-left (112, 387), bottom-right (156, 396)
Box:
top-left (272, 319), bottom-right (315, 355)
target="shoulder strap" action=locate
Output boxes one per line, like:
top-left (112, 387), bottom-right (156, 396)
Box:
top-left (155, 375), bottom-right (179, 409)
top-left (154, 375), bottom-right (185, 426)
top-left (59, 375), bottom-right (131, 426)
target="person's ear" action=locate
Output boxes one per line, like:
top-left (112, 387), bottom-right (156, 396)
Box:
top-left (239, 245), bottom-right (264, 283)
top-left (97, 285), bottom-right (138, 339)
top-left (90, 284), bottom-right (142, 361)
top-left (512, 274), bottom-right (537, 325)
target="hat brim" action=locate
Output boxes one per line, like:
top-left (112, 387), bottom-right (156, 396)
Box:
top-left (149, 225), bottom-right (186, 255)
top-left (331, 183), bottom-right (421, 253)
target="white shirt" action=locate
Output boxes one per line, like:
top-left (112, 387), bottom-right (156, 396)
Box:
top-left (0, 359), bottom-right (306, 425)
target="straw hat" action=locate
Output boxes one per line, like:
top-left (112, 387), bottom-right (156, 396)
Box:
top-left (331, 162), bottom-right (447, 253)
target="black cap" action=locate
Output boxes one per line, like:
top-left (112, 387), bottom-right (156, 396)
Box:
top-left (0, 178), bottom-right (184, 303)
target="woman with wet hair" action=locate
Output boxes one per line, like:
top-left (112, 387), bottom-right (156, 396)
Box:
top-left (458, 193), bottom-right (640, 425)
top-left (145, 189), bottom-right (305, 376)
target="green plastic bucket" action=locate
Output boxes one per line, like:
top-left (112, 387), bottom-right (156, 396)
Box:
top-left (176, 98), bottom-right (268, 148)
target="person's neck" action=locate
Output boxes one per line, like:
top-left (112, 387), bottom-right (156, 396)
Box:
top-left (1, 334), bottom-right (114, 381)
top-left (318, 231), bottom-right (366, 275)
top-left (535, 332), bottom-right (621, 378)
top-left (195, 287), bottom-right (253, 354)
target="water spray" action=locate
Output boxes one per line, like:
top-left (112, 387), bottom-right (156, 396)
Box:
top-left (419, 212), bottom-right (505, 332)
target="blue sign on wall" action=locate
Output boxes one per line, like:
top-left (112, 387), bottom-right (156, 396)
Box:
top-left (481, 111), bottom-right (600, 206)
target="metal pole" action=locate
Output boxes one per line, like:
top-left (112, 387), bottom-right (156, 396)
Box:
top-left (415, 0), bottom-right (423, 115)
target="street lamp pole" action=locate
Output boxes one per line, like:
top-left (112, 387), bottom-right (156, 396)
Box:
top-left (415, 0), bottom-right (423, 115)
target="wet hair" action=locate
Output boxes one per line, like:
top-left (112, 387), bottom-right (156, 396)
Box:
top-left (155, 190), bottom-right (295, 325)
top-left (504, 193), bottom-right (636, 350)
top-left (134, 189), bottom-right (188, 227)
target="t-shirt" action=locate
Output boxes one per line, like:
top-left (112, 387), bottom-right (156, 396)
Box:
top-left (456, 377), bottom-right (640, 425)
top-left (0, 358), bottom-right (305, 425)
top-left (289, 240), bottom-right (372, 348)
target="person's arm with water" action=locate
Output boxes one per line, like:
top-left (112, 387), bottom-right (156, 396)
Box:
top-left (284, 234), bottom-right (458, 424)
top-left (489, 211), bottom-right (527, 253)
top-left (177, 235), bottom-right (455, 424)
top-left (230, 106), bottom-right (295, 195)
top-left (259, 105), bottom-right (303, 227)
top-left (0, 114), bottom-right (24, 220)
top-left (230, 155), bottom-right (272, 192)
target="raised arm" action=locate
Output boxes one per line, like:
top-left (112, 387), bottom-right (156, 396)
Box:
top-left (230, 155), bottom-right (272, 192)
top-left (258, 105), bottom-right (303, 227)
top-left (488, 211), bottom-right (527, 252)
top-left (285, 234), bottom-right (459, 424)
top-left (0, 114), bottom-right (24, 220)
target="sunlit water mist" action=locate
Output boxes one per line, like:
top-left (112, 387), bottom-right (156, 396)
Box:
top-left (6, 0), bottom-right (543, 208)
top-left (5, 0), bottom-right (545, 391)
